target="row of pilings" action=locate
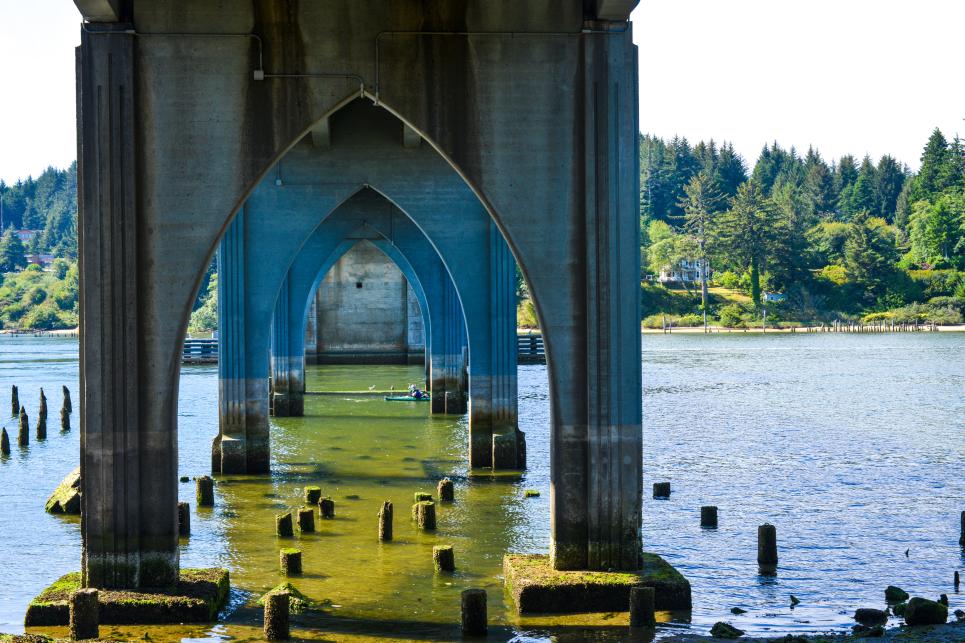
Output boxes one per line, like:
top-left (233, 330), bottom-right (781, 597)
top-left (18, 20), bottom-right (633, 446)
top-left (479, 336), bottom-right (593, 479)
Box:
top-left (806, 320), bottom-right (941, 333)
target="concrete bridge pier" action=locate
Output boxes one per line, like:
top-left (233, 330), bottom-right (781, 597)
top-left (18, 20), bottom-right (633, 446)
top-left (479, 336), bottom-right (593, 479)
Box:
top-left (269, 274), bottom-right (304, 417)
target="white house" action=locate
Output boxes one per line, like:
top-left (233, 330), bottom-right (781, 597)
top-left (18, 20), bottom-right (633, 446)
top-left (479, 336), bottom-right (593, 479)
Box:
top-left (658, 259), bottom-right (711, 284)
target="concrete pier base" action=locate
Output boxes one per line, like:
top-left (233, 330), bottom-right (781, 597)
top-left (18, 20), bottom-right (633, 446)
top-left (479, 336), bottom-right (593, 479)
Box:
top-left (503, 554), bottom-right (691, 614)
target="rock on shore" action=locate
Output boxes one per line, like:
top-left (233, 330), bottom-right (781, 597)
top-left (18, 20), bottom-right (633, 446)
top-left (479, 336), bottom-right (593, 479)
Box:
top-left (45, 467), bottom-right (81, 514)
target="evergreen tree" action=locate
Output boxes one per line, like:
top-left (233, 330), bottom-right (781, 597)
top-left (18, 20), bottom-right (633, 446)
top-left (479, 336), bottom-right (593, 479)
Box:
top-left (833, 155), bottom-right (859, 219)
top-left (912, 128), bottom-right (949, 202)
top-left (874, 155), bottom-right (907, 222)
top-left (675, 171), bottom-right (723, 316)
top-left (844, 211), bottom-right (898, 303)
top-left (0, 228), bottom-right (27, 272)
top-left (848, 156), bottom-right (879, 216)
top-left (803, 149), bottom-right (835, 220)
top-left (714, 142), bottom-right (748, 198)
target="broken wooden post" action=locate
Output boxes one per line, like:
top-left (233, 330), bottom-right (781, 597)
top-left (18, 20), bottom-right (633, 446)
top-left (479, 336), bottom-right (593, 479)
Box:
top-left (69, 588), bottom-right (99, 641)
top-left (0, 428), bottom-right (8, 456)
top-left (280, 548), bottom-right (302, 575)
top-left (378, 500), bottom-right (393, 541)
top-left (319, 496), bottom-right (335, 519)
top-left (701, 506), bottom-right (718, 529)
top-left (36, 390), bottom-right (47, 440)
top-left (653, 482), bottom-right (671, 498)
top-left (433, 545), bottom-right (455, 572)
top-left (178, 502), bottom-right (190, 537)
top-left (437, 477), bottom-right (454, 502)
top-left (297, 507), bottom-right (315, 533)
top-left (196, 475), bottom-right (214, 507)
top-left (276, 512), bottom-right (294, 537)
top-left (414, 492), bottom-right (432, 503)
top-left (263, 590), bottom-right (290, 640)
top-left (10, 385), bottom-right (19, 418)
top-left (629, 585), bottom-right (656, 628)
top-left (304, 486), bottom-right (321, 504)
top-left (61, 406), bottom-right (70, 431)
top-left (461, 588), bottom-right (487, 636)
top-left (18, 406), bottom-right (28, 447)
top-left (62, 385), bottom-right (72, 414)
top-left (758, 523), bottom-right (778, 572)
top-left (413, 500), bottom-right (436, 530)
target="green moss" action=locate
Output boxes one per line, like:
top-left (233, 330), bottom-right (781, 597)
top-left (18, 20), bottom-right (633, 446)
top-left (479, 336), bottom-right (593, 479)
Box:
top-left (258, 582), bottom-right (331, 614)
top-left (280, 548), bottom-right (301, 556)
top-left (523, 489), bottom-right (540, 498)
top-left (414, 492), bottom-right (432, 503)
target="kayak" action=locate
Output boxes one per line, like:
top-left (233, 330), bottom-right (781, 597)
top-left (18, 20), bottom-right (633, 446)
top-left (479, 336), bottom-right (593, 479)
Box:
top-left (384, 395), bottom-right (431, 402)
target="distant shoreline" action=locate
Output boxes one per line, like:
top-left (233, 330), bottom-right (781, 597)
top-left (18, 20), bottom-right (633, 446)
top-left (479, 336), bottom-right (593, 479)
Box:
top-left (643, 324), bottom-right (965, 334)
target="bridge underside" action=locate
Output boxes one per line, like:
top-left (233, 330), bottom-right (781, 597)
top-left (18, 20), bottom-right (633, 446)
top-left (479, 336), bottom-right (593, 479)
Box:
top-left (76, 0), bottom-right (641, 588)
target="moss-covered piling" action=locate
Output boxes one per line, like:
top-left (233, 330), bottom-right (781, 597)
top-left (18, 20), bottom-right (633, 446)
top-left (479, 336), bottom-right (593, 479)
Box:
top-left (69, 588), bottom-right (99, 641)
top-left (11, 385), bottom-right (19, 418)
top-left (433, 545), bottom-right (455, 572)
top-left (263, 590), bottom-right (290, 640)
top-left (280, 548), bottom-right (302, 575)
top-left (629, 585), bottom-right (656, 627)
top-left (60, 406), bottom-right (70, 432)
top-left (297, 507), bottom-right (315, 533)
top-left (414, 492), bottom-right (432, 503)
top-left (413, 500), bottom-right (436, 530)
top-left (461, 588), bottom-right (487, 636)
top-left (276, 512), bottom-right (294, 538)
top-left (196, 476), bottom-right (214, 507)
top-left (378, 501), bottom-right (393, 541)
top-left (0, 428), bottom-right (9, 456)
top-left (319, 496), bottom-right (335, 519)
top-left (437, 478), bottom-right (454, 502)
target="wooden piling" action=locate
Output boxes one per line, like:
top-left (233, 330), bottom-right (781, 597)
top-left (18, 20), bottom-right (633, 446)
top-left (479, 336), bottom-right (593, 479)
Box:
top-left (433, 545), bottom-right (455, 572)
top-left (653, 482), bottom-right (671, 498)
top-left (758, 523), bottom-right (778, 572)
top-left (263, 590), bottom-right (290, 641)
top-left (18, 406), bottom-right (28, 447)
top-left (304, 486), bottom-right (321, 504)
top-left (297, 507), bottom-right (315, 533)
top-left (437, 477), bottom-right (454, 502)
top-left (413, 500), bottom-right (436, 530)
top-left (414, 492), bottom-right (433, 503)
top-left (955, 570), bottom-right (960, 589)
top-left (629, 585), bottom-right (656, 628)
top-left (61, 406), bottom-right (70, 431)
top-left (36, 393), bottom-right (47, 440)
top-left (69, 588), bottom-right (99, 641)
top-left (62, 385), bottom-right (72, 414)
top-left (276, 512), bottom-right (294, 537)
top-left (196, 475), bottom-right (214, 507)
top-left (319, 496), bottom-right (335, 519)
top-left (178, 502), bottom-right (190, 537)
top-left (461, 588), bottom-right (487, 636)
top-left (280, 548), bottom-right (302, 575)
top-left (378, 500), bottom-right (393, 541)
top-left (701, 506), bottom-right (718, 529)
top-left (11, 385), bottom-right (18, 418)
top-left (0, 428), bottom-right (8, 456)
top-left (960, 511), bottom-right (965, 547)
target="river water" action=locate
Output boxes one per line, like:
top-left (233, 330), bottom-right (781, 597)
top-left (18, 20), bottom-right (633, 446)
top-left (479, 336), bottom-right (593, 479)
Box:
top-left (0, 333), bottom-right (962, 640)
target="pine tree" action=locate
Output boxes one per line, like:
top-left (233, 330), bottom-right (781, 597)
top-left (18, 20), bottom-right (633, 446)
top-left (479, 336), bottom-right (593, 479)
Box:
top-left (874, 155), bottom-right (907, 222)
top-left (675, 171), bottom-right (723, 318)
top-left (912, 128), bottom-right (949, 202)
top-left (833, 155), bottom-right (859, 219)
top-left (0, 228), bottom-right (28, 272)
top-left (844, 211), bottom-right (897, 303)
top-left (848, 156), bottom-right (879, 216)
top-left (715, 142), bottom-right (748, 198)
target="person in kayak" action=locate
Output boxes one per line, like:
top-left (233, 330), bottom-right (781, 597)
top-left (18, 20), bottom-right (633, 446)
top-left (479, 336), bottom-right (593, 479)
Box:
top-left (408, 384), bottom-right (426, 399)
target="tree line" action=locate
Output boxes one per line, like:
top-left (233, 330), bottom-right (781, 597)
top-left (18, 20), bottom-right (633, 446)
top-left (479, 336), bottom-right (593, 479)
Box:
top-left (641, 129), bottom-right (965, 322)
top-left (0, 163), bottom-right (78, 269)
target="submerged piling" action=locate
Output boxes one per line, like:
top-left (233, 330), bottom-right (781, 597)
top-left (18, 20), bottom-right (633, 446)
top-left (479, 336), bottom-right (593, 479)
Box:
top-left (319, 496), bottom-right (335, 519)
top-left (178, 502), bottom-right (190, 537)
top-left (62, 385), bottom-right (72, 414)
top-left (18, 407), bottom-right (28, 447)
top-left (437, 478), bottom-right (454, 502)
top-left (276, 512), bottom-right (294, 538)
top-left (629, 586), bottom-right (656, 628)
top-left (196, 475), bottom-right (214, 507)
top-left (10, 385), bottom-right (18, 418)
top-left (758, 523), bottom-right (778, 572)
top-left (280, 548), bottom-right (302, 575)
top-left (413, 501), bottom-right (436, 530)
top-left (297, 507), bottom-right (315, 533)
top-left (701, 506), bottom-right (718, 529)
top-left (0, 428), bottom-right (9, 455)
top-left (955, 570), bottom-right (960, 589)
top-left (433, 545), bottom-right (455, 572)
top-left (263, 590), bottom-right (290, 641)
top-left (378, 501), bottom-right (393, 541)
top-left (69, 588), bottom-right (99, 641)
top-left (461, 588), bottom-right (487, 636)
top-left (653, 482), bottom-right (671, 498)
top-left (61, 406), bottom-right (70, 432)
top-left (960, 511), bottom-right (965, 547)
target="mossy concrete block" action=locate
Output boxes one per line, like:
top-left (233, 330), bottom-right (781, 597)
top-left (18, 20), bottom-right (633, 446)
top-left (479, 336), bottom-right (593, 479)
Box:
top-left (24, 568), bottom-right (229, 626)
top-left (503, 553), bottom-right (692, 614)
top-left (45, 467), bottom-right (81, 515)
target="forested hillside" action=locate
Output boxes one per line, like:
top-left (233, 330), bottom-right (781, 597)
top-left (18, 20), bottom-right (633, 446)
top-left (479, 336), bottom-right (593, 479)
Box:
top-left (0, 163), bottom-right (77, 259)
top-left (640, 129), bottom-right (964, 326)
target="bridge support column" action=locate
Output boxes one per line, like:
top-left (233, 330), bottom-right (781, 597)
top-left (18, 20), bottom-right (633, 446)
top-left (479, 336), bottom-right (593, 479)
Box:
top-left (213, 209), bottom-right (270, 474)
top-left (550, 27), bottom-right (642, 571)
top-left (78, 25), bottom-right (178, 587)
top-left (270, 274), bottom-right (305, 417)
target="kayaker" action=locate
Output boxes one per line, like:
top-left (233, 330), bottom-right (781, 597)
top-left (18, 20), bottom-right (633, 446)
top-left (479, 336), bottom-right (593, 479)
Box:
top-left (408, 384), bottom-right (426, 399)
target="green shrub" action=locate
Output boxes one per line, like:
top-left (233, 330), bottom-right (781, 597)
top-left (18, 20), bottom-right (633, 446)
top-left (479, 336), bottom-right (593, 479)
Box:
top-left (21, 303), bottom-right (63, 330)
top-left (817, 264), bottom-right (848, 286)
top-left (517, 299), bottom-right (539, 328)
top-left (718, 304), bottom-right (744, 328)
top-left (676, 313), bottom-right (703, 327)
top-left (718, 271), bottom-right (740, 290)
top-left (642, 313), bottom-right (671, 329)
top-left (27, 287), bottom-right (47, 305)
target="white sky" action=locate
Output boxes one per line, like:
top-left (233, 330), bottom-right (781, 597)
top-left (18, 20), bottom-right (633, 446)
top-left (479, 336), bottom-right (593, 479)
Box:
top-left (0, 1), bottom-right (963, 183)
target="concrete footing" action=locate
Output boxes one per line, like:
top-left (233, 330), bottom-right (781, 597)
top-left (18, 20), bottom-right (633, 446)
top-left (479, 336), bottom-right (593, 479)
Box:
top-left (503, 554), bottom-right (691, 614)
top-left (24, 569), bottom-right (230, 626)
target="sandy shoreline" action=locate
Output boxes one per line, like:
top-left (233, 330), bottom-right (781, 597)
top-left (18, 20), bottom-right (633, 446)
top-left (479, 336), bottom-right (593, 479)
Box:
top-left (642, 324), bottom-right (965, 334)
